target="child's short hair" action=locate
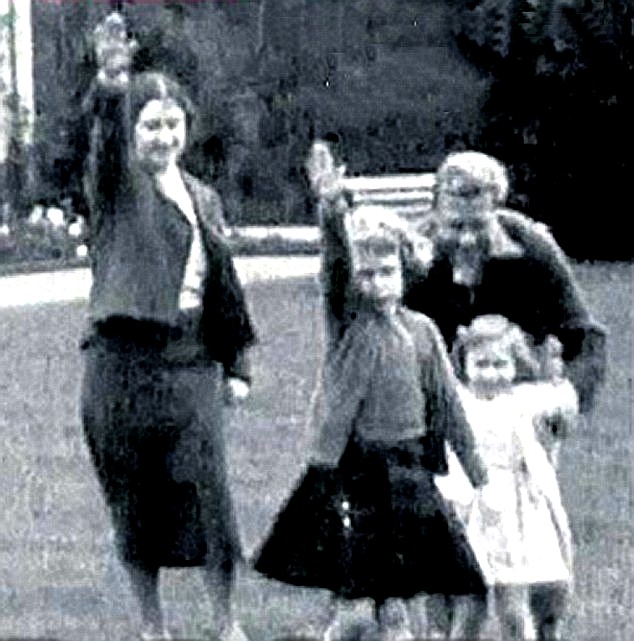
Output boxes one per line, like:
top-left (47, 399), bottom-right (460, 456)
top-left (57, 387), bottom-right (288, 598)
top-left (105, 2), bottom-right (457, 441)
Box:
top-left (347, 204), bottom-right (408, 259)
top-left (437, 151), bottom-right (509, 204)
top-left (451, 314), bottom-right (541, 383)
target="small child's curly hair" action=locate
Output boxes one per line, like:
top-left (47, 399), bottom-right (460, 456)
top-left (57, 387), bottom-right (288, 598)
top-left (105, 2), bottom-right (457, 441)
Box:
top-left (437, 151), bottom-right (509, 205)
top-left (451, 314), bottom-right (542, 383)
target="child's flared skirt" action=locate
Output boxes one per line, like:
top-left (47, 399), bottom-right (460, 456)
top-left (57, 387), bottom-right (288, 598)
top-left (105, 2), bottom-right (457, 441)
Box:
top-left (254, 436), bottom-right (486, 602)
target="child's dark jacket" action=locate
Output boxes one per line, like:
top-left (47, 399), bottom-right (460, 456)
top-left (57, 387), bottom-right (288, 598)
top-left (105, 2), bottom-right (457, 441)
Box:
top-left (313, 196), bottom-right (487, 487)
top-left (255, 196), bottom-right (488, 601)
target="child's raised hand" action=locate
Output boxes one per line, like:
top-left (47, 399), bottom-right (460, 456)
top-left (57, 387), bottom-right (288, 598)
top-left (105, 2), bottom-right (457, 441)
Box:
top-left (306, 141), bottom-right (346, 201)
top-left (93, 12), bottom-right (137, 92)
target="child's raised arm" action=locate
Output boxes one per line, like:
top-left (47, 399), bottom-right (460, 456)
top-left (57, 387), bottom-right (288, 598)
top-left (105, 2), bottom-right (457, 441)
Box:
top-left (306, 141), bottom-right (355, 351)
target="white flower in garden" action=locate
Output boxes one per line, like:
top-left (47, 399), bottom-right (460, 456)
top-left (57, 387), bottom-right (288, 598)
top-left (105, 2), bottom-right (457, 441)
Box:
top-left (68, 221), bottom-right (83, 238)
top-left (28, 205), bottom-right (45, 226)
top-left (76, 244), bottom-right (89, 258)
top-left (46, 207), bottom-right (66, 228)
top-left (0, 224), bottom-right (10, 236)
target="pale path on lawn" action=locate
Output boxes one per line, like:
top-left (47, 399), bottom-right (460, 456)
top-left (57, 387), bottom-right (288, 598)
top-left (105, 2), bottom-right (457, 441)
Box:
top-left (0, 257), bottom-right (321, 308)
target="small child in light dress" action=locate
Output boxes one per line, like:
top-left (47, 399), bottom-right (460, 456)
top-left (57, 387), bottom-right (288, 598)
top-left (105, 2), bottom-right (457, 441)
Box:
top-left (436, 314), bottom-right (578, 640)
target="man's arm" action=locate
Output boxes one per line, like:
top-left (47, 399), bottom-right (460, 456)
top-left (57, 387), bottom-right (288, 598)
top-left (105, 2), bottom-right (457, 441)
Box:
top-left (500, 209), bottom-right (607, 414)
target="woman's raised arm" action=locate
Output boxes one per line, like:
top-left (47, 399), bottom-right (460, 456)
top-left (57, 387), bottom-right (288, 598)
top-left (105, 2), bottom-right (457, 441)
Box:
top-left (83, 13), bottom-right (137, 228)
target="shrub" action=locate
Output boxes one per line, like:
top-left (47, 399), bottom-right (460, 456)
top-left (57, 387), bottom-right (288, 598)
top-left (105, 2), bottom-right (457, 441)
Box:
top-left (0, 217), bottom-right (88, 275)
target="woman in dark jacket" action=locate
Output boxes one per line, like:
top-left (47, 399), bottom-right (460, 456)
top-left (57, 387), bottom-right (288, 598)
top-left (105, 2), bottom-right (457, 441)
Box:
top-left (80, 14), bottom-right (255, 641)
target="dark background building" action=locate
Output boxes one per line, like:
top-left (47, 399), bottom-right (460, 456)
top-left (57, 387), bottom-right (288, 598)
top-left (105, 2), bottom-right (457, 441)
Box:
top-left (29, 0), bottom-right (634, 259)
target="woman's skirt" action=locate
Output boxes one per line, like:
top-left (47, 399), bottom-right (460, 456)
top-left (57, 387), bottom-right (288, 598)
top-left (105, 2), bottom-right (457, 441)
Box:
top-left (80, 327), bottom-right (241, 570)
top-left (254, 435), bottom-right (486, 602)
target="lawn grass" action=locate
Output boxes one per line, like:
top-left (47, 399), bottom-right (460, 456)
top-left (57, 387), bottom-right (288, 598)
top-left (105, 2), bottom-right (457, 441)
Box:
top-left (0, 261), bottom-right (631, 641)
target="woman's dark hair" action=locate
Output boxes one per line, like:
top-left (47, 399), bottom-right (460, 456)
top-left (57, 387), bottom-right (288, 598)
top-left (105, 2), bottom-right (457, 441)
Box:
top-left (130, 71), bottom-right (197, 135)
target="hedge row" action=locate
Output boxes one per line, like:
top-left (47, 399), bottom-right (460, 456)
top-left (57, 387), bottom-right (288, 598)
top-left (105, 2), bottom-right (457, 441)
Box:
top-left (0, 224), bottom-right (322, 277)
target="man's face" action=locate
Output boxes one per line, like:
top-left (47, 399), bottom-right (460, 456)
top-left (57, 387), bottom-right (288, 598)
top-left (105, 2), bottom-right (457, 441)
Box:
top-left (435, 174), bottom-right (496, 266)
top-left (352, 250), bottom-right (403, 309)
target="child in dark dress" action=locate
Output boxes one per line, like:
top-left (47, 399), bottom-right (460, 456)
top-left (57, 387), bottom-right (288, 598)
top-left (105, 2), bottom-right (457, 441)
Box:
top-left (255, 157), bottom-right (489, 640)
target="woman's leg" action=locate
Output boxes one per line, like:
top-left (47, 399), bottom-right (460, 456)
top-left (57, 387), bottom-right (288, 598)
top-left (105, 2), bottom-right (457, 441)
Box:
top-left (174, 366), bottom-right (247, 640)
top-left (83, 346), bottom-right (169, 638)
top-left (494, 584), bottom-right (533, 641)
top-left (529, 582), bottom-right (570, 641)
top-left (122, 560), bottom-right (167, 638)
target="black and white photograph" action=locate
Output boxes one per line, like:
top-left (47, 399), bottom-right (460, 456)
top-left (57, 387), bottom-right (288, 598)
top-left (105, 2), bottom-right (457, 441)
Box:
top-left (0, 1), bottom-right (631, 640)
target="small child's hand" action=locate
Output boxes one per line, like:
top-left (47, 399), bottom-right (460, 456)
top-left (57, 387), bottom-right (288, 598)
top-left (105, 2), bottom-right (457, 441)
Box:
top-left (226, 377), bottom-right (250, 404)
top-left (306, 141), bottom-right (346, 201)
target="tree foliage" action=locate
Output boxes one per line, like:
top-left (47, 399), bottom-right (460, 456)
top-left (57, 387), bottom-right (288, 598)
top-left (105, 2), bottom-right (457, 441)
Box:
top-left (455, 0), bottom-right (634, 257)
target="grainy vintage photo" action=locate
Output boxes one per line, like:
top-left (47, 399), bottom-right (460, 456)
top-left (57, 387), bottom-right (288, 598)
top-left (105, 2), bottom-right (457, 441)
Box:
top-left (0, 2), bottom-right (631, 640)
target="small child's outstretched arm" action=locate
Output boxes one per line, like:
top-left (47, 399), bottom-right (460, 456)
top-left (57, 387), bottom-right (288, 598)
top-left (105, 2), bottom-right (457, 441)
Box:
top-left (533, 335), bottom-right (580, 448)
top-left (531, 378), bottom-right (579, 468)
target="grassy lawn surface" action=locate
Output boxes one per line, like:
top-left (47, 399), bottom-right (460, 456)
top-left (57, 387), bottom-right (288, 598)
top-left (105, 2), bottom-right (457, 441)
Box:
top-left (0, 262), bottom-right (631, 640)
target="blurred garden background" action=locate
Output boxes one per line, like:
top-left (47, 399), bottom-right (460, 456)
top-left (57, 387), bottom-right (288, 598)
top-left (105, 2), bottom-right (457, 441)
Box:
top-left (1, 0), bottom-right (633, 266)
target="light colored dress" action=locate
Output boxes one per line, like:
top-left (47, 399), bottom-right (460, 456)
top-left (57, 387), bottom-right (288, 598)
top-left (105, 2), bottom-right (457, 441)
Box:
top-left (435, 381), bottom-right (577, 586)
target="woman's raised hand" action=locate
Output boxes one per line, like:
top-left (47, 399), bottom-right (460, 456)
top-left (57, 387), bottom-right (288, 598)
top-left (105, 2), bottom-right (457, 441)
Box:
top-left (306, 141), bottom-right (346, 202)
top-left (93, 12), bottom-right (138, 92)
